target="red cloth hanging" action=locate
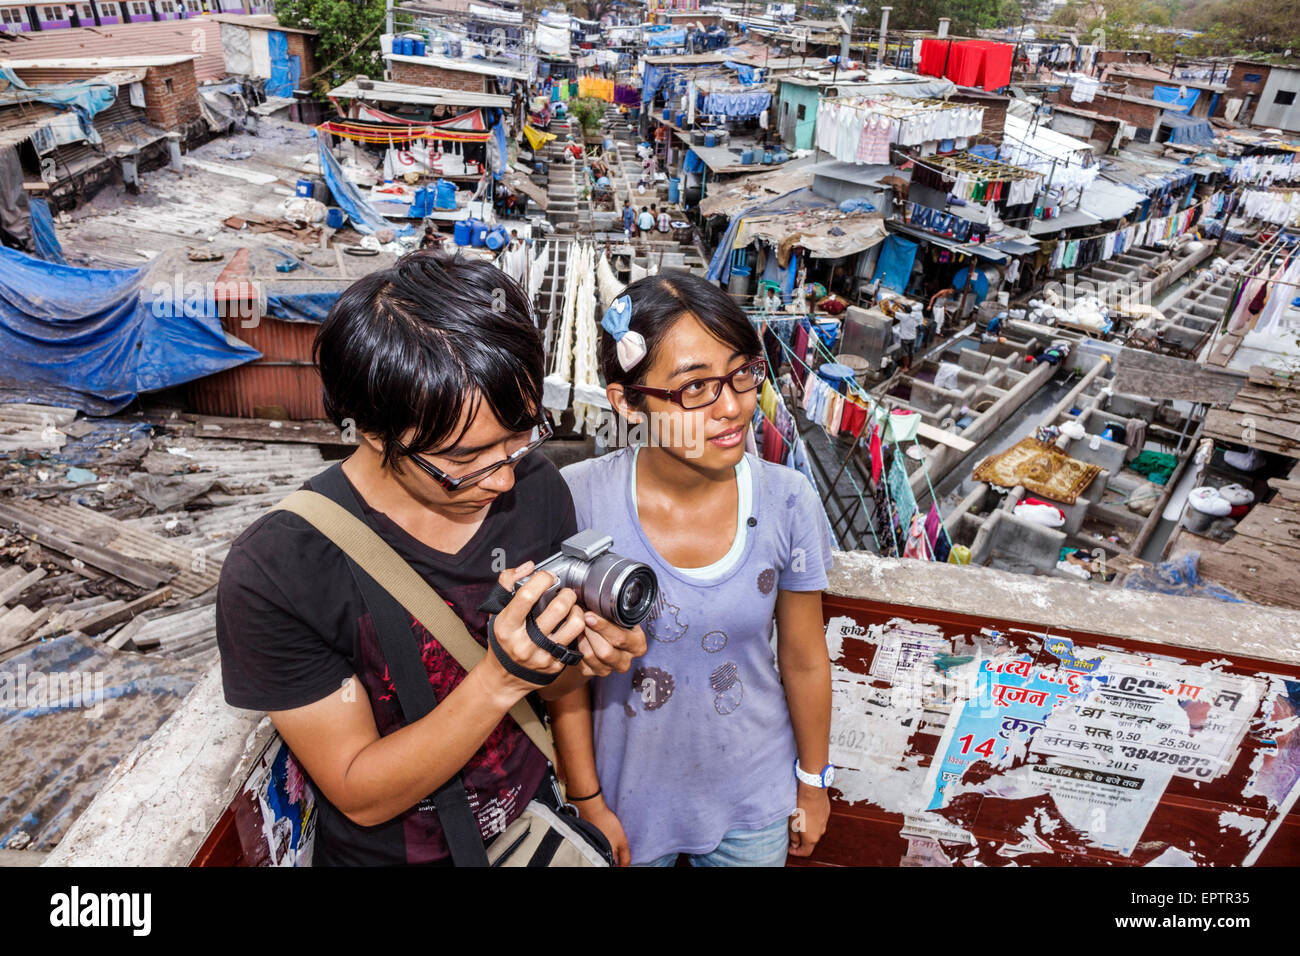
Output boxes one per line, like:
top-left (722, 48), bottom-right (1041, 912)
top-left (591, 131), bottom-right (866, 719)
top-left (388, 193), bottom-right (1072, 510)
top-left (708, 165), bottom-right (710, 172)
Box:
top-left (918, 38), bottom-right (951, 78)
top-left (971, 40), bottom-right (1013, 91)
top-left (869, 423), bottom-right (883, 483)
top-left (762, 418), bottom-right (786, 464)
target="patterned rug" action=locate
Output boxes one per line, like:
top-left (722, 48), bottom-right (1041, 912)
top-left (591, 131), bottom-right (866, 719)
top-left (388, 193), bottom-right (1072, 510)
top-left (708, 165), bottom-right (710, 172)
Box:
top-left (972, 437), bottom-right (1103, 505)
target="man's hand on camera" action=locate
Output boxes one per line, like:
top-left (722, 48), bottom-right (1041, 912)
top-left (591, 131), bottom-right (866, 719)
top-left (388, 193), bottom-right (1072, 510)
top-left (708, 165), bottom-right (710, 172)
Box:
top-left (480, 561), bottom-right (586, 704)
top-left (575, 613), bottom-right (646, 678)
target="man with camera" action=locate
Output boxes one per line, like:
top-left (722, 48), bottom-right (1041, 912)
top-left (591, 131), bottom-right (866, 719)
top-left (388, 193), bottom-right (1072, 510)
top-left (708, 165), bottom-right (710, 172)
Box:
top-left (215, 251), bottom-right (647, 866)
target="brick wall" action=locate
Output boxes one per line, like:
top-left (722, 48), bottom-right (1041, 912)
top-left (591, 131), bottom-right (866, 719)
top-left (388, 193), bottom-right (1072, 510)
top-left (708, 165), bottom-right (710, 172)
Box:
top-left (388, 59), bottom-right (486, 92)
top-left (143, 61), bottom-right (200, 131)
top-left (1062, 89), bottom-right (1161, 138)
top-left (1226, 62), bottom-right (1271, 121)
top-left (285, 31), bottom-right (317, 87)
top-left (1097, 50), bottom-right (1152, 67)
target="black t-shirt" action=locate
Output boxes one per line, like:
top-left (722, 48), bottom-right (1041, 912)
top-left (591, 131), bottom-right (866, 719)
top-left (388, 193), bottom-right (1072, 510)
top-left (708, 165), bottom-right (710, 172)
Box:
top-left (215, 453), bottom-right (578, 865)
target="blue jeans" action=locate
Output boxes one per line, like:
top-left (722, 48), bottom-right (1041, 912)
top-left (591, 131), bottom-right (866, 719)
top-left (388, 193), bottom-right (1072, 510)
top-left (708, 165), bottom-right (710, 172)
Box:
top-left (638, 817), bottom-right (790, 868)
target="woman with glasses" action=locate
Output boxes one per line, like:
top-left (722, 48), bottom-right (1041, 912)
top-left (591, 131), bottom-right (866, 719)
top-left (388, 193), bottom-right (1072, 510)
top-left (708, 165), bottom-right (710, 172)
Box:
top-left (551, 270), bottom-right (836, 866)
top-left (215, 250), bottom-right (646, 866)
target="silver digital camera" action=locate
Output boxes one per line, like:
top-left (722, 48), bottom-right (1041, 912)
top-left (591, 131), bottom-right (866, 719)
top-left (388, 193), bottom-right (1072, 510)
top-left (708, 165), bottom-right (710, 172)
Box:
top-left (520, 529), bottom-right (658, 629)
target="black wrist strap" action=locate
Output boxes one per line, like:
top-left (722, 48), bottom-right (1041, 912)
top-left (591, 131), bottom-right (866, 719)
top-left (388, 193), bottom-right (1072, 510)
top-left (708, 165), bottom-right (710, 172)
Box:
top-left (486, 614), bottom-right (561, 685)
top-left (479, 584), bottom-right (583, 667)
top-left (309, 463), bottom-right (490, 867)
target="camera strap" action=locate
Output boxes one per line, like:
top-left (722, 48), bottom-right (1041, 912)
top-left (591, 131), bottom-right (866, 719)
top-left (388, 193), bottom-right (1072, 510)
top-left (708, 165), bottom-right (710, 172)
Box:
top-left (479, 584), bottom-right (584, 669)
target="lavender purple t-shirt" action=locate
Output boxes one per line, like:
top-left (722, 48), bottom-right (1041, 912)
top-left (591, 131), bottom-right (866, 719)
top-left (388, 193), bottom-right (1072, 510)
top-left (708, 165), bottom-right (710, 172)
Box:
top-left (561, 448), bottom-right (833, 864)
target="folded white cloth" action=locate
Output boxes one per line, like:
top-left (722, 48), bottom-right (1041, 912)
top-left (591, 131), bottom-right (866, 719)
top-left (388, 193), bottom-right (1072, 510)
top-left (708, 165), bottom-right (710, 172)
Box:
top-left (1187, 486), bottom-right (1232, 517)
top-left (1014, 501), bottom-right (1066, 527)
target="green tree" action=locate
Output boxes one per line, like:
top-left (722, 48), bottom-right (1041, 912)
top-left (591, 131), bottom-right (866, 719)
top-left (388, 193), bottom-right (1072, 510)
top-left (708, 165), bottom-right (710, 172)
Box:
top-left (276, 0), bottom-right (387, 97)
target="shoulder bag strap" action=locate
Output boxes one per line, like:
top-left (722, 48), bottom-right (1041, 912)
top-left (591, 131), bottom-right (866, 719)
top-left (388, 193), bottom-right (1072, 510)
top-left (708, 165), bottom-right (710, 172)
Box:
top-left (273, 469), bottom-right (556, 764)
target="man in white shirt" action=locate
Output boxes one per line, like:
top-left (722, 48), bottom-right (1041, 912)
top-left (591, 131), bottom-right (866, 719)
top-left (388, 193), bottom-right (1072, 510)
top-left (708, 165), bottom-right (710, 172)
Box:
top-left (895, 308), bottom-right (919, 371)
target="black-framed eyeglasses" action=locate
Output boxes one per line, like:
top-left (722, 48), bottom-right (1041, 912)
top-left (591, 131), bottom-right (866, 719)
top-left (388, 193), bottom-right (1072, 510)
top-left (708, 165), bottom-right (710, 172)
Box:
top-left (403, 420), bottom-right (553, 491)
top-left (625, 359), bottom-right (768, 410)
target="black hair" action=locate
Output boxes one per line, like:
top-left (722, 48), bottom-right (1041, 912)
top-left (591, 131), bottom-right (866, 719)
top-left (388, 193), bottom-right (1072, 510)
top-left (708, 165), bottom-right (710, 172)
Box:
top-left (599, 269), bottom-right (762, 408)
top-left (313, 248), bottom-right (543, 469)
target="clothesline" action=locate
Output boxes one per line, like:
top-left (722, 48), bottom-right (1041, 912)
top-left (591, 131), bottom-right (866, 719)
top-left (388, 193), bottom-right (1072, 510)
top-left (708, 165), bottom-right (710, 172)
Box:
top-left (758, 314), bottom-right (957, 560)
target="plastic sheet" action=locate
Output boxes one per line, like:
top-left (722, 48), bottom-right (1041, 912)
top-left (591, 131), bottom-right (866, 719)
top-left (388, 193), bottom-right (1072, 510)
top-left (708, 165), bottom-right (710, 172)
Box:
top-left (0, 245), bottom-right (261, 414)
top-left (1122, 552), bottom-right (1244, 603)
top-left (28, 197), bottom-right (65, 264)
top-left (316, 139), bottom-right (411, 237)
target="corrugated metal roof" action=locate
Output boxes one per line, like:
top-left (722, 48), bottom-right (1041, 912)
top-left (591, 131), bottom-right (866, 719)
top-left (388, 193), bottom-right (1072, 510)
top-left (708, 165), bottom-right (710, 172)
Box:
top-left (8, 66), bottom-right (148, 86)
top-left (206, 13), bottom-right (317, 35)
top-left (385, 51), bottom-right (529, 80)
top-left (0, 20), bottom-right (226, 81)
top-left (0, 100), bottom-right (57, 148)
top-left (328, 77), bottom-right (512, 109)
top-left (7, 56), bottom-right (195, 70)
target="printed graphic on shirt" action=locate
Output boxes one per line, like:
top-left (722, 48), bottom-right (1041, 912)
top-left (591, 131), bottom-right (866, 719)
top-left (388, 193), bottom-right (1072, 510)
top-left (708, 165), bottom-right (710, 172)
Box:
top-left (757, 567), bottom-right (777, 595)
top-left (710, 661), bottom-right (744, 715)
top-left (647, 597), bottom-right (687, 642)
top-left (701, 629), bottom-right (728, 653)
top-left (631, 664), bottom-right (675, 712)
top-left (355, 579), bottom-right (542, 861)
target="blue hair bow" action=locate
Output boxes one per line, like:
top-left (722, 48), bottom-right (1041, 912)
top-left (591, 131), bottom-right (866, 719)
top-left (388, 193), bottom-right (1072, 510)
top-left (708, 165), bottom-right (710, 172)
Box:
top-left (601, 294), bottom-right (647, 371)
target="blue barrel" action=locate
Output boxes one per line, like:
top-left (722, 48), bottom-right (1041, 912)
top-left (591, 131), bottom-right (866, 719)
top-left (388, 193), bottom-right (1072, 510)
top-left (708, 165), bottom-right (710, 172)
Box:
top-left (668, 177), bottom-right (680, 204)
top-left (471, 221), bottom-right (489, 247)
top-left (485, 226), bottom-right (508, 251)
top-left (296, 178), bottom-right (313, 197)
top-left (773, 149), bottom-right (788, 163)
top-left (817, 361), bottom-right (855, 395)
top-left (761, 150), bottom-right (773, 165)
top-left (741, 148), bottom-right (754, 164)
top-left (325, 207), bottom-right (346, 229)
top-left (413, 38), bottom-right (426, 56)
top-left (663, 107), bottom-right (671, 120)
top-left (704, 132), bottom-right (716, 147)
top-left (434, 178), bottom-right (457, 210)
top-left (453, 219), bottom-right (472, 246)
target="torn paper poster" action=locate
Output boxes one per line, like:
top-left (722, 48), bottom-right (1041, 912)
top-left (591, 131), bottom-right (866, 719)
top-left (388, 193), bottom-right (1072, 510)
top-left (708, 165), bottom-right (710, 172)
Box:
top-left (1028, 760), bottom-right (1170, 857)
top-left (900, 812), bottom-right (975, 846)
top-left (1145, 846), bottom-right (1197, 867)
top-left (868, 620), bottom-right (950, 683)
top-left (1033, 653), bottom-right (1262, 783)
top-left (924, 654), bottom-right (1093, 810)
top-left (823, 614), bottom-right (867, 662)
top-left (1042, 635), bottom-right (1104, 673)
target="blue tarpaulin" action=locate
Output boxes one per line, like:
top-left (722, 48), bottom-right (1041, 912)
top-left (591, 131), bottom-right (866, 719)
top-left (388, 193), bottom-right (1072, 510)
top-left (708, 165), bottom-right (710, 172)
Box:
top-left (316, 138), bottom-right (411, 236)
top-left (0, 245), bottom-right (261, 414)
top-left (1162, 111), bottom-right (1215, 146)
top-left (724, 61), bottom-right (760, 84)
top-left (0, 66), bottom-right (117, 144)
top-left (28, 197), bottom-right (65, 265)
top-left (647, 28), bottom-right (686, 47)
top-left (265, 30), bottom-right (300, 98)
top-left (706, 188), bottom-right (834, 283)
top-left (265, 291), bottom-right (338, 324)
top-left (872, 235), bottom-right (919, 293)
top-left (1152, 84), bottom-right (1200, 114)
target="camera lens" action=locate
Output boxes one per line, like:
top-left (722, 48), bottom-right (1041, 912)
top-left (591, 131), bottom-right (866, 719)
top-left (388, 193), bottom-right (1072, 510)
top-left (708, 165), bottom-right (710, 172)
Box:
top-left (581, 555), bottom-right (659, 628)
top-left (617, 569), bottom-right (656, 623)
